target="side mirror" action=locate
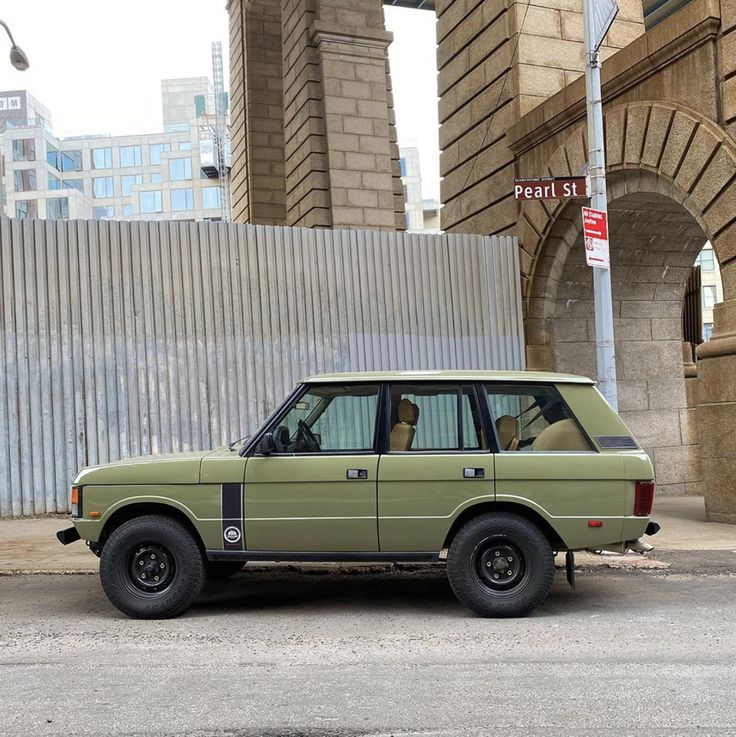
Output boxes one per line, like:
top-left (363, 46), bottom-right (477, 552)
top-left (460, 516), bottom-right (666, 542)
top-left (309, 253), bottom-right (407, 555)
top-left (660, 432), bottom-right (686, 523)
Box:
top-left (258, 432), bottom-right (277, 456)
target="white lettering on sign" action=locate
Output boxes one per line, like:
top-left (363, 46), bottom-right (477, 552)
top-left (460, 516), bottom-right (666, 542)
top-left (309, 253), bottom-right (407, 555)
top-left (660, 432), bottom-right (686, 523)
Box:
top-left (582, 207), bottom-right (610, 269)
top-left (0, 96), bottom-right (22, 112)
top-left (513, 177), bottom-right (589, 201)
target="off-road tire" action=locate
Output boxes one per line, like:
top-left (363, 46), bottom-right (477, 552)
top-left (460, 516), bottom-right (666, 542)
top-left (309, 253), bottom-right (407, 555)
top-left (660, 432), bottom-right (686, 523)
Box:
top-left (100, 514), bottom-right (205, 619)
top-left (447, 512), bottom-right (555, 618)
top-left (206, 560), bottom-right (246, 580)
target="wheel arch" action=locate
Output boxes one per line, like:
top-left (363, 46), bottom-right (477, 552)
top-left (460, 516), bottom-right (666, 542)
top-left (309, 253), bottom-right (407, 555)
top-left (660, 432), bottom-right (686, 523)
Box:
top-left (99, 502), bottom-right (206, 555)
top-left (442, 501), bottom-right (566, 551)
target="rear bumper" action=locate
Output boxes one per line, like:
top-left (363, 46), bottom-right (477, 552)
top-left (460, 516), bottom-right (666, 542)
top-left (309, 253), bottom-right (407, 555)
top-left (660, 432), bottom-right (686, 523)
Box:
top-left (56, 526), bottom-right (81, 545)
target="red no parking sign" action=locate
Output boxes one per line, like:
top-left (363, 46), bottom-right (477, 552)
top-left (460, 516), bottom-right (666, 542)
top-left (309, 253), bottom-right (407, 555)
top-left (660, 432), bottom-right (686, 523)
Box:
top-left (582, 207), bottom-right (610, 269)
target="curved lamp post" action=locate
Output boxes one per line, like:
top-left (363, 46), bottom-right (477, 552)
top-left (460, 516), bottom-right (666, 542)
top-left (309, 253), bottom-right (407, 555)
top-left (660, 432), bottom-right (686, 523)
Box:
top-left (0, 20), bottom-right (29, 71)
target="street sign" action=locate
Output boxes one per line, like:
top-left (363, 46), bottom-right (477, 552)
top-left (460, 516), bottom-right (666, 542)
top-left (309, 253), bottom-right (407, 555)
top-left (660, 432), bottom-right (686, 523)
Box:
top-left (514, 176), bottom-right (589, 201)
top-left (582, 206), bottom-right (610, 269)
top-left (591, 0), bottom-right (619, 51)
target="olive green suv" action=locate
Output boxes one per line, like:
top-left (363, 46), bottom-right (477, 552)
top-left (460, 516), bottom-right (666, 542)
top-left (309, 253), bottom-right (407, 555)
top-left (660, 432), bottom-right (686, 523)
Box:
top-left (57, 370), bottom-right (658, 619)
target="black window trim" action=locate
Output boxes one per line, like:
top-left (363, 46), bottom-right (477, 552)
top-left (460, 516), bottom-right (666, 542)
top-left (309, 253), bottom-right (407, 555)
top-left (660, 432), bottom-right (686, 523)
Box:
top-left (381, 380), bottom-right (494, 456)
top-left (481, 380), bottom-right (598, 454)
top-left (244, 381), bottom-right (383, 458)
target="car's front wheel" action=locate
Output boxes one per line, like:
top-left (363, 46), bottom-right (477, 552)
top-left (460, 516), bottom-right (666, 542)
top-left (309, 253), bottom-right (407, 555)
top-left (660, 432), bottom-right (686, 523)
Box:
top-left (446, 512), bottom-right (555, 618)
top-left (99, 515), bottom-right (205, 619)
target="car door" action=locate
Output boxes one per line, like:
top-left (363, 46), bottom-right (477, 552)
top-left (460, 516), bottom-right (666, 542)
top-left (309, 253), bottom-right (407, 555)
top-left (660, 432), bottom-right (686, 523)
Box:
top-left (486, 382), bottom-right (627, 548)
top-left (378, 382), bottom-right (495, 552)
top-left (244, 382), bottom-right (381, 552)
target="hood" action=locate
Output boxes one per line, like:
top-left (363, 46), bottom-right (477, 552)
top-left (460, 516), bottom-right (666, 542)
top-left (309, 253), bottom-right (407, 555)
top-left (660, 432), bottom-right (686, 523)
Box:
top-left (74, 451), bottom-right (212, 486)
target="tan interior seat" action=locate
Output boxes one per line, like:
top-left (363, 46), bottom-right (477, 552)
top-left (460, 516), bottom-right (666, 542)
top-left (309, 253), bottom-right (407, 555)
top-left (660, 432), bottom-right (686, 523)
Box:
top-left (495, 415), bottom-right (519, 451)
top-left (532, 418), bottom-right (590, 451)
top-left (390, 399), bottom-right (419, 451)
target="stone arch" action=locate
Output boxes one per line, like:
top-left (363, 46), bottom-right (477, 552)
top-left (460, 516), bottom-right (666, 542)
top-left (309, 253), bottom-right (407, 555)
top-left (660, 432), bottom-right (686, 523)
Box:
top-left (517, 101), bottom-right (736, 496)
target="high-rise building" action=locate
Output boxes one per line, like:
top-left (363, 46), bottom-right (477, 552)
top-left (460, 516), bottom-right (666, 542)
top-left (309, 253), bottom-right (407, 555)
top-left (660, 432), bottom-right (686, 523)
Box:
top-left (0, 79), bottom-right (230, 223)
top-left (399, 145), bottom-right (440, 233)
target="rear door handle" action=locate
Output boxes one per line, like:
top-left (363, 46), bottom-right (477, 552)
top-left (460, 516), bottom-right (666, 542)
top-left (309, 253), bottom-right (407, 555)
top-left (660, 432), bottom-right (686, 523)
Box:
top-left (463, 468), bottom-right (485, 479)
top-left (347, 468), bottom-right (368, 480)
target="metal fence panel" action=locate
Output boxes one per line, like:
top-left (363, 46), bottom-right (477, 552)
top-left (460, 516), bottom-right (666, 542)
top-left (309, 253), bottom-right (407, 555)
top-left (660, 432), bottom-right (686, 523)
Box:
top-left (0, 218), bottom-right (524, 516)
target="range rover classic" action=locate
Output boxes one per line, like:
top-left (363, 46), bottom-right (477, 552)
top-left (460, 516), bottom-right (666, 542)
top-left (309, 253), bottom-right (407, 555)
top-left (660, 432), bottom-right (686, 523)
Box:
top-left (57, 370), bottom-right (658, 619)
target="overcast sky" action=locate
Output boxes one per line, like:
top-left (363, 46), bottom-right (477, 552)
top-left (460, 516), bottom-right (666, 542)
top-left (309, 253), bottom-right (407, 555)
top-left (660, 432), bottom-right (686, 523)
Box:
top-left (0, 2), bottom-right (439, 199)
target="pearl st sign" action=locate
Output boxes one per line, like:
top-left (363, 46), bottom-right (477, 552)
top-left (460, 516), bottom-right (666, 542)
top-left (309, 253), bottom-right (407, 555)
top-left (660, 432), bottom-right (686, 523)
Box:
top-left (513, 176), bottom-right (589, 201)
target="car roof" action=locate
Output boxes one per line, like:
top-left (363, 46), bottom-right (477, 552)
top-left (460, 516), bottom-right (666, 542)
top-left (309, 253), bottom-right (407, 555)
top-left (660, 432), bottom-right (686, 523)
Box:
top-left (301, 370), bottom-right (594, 385)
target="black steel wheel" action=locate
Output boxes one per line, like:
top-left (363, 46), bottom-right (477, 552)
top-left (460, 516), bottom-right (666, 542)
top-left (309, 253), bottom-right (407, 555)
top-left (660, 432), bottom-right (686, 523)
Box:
top-left (100, 515), bottom-right (205, 619)
top-left (447, 512), bottom-right (555, 617)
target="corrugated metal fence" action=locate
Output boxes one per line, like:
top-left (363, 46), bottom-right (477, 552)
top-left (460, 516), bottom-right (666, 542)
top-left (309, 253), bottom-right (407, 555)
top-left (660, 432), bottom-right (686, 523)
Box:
top-left (0, 218), bottom-right (524, 516)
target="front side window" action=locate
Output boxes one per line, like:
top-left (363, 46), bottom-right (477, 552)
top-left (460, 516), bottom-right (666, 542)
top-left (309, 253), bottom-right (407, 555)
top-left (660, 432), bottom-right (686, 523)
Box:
top-left (92, 147), bottom-right (113, 169)
top-left (485, 383), bottom-right (591, 452)
top-left (269, 384), bottom-right (380, 454)
top-left (93, 176), bottom-right (114, 198)
top-left (120, 145), bottom-right (142, 167)
top-left (388, 383), bottom-right (487, 452)
top-left (169, 157), bottom-right (192, 181)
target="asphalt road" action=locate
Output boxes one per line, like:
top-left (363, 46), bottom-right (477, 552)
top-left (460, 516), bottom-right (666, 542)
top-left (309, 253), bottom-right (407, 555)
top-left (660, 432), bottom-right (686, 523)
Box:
top-left (1, 564), bottom-right (735, 737)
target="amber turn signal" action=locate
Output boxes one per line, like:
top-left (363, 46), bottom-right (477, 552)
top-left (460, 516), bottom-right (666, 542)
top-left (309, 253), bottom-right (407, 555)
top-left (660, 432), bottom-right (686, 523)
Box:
top-left (70, 485), bottom-right (82, 518)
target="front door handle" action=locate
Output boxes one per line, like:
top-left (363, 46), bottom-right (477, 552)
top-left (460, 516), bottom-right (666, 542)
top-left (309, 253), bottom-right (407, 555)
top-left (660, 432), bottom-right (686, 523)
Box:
top-left (346, 468), bottom-right (368, 480)
top-left (463, 468), bottom-right (485, 479)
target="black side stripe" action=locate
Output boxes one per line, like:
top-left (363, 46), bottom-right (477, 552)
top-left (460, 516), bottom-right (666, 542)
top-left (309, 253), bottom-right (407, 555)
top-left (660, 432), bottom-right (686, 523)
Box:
top-left (221, 483), bottom-right (244, 550)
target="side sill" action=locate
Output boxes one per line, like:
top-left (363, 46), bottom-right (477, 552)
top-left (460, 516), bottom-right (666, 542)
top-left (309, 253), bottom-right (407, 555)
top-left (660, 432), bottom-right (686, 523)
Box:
top-left (206, 550), bottom-right (442, 563)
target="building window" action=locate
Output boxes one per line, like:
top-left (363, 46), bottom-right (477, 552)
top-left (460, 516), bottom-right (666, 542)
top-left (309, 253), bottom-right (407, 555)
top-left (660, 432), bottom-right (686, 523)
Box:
top-left (15, 200), bottom-right (37, 219)
top-left (61, 150), bottom-right (82, 172)
top-left (93, 176), bottom-right (114, 198)
top-left (63, 179), bottom-right (84, 192)
top-left (121, 174), bottom-right (143, 196)
top-left (400, 157), bottom-right (407, 177)
top-left (122, 204), bottom-right (133, 218)
top-left (94, 205), bottom-right (115, 220)
top-left (48, 147), bottom-right (82, 172)
top-left (703, 323), bottom-right (714, 340)
top-left (12, 138), bottom-right (35, 162)
top-left (179, 141), bottom-right (192, 151)
top-left (169, 157), bottom-right (192, 181)
top-left (140, 190), bottom-right (162, 213)
top-left (14, 169), bottom-right (36, 192)
top-left (48, 174), bottom-right (61, 190)
top-left (120, 145), bottom-right (142, 167)
top-left (171, 188), bottom-right (194, 211)
top-left (697, 248), bottom-right (715, 271)
top-left (149, 142), bottom-right (170, 165)
top-left (202, 187), bottom-right (221, 209)
top-left (703, 285), bottom-right (718, 309)
top-left (92, 147), bottom-right (113, 169)
top-left (47, 197), bottom-right (69, 219)
top-left (150, 172), bottom-right (162, 184)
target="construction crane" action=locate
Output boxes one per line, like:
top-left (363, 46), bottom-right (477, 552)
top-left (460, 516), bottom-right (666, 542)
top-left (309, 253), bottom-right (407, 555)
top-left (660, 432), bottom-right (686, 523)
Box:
top-left (211, 41), bottom-right (231, 222)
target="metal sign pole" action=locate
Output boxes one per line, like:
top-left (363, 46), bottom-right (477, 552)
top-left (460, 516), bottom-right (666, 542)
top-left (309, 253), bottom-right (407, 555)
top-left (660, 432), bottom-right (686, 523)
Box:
top-left (583, 0), bottom-right (618, 410)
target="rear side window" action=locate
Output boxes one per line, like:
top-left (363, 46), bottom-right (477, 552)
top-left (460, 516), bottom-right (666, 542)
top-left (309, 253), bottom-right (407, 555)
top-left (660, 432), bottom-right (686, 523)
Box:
top-left (485, 383), bottom-right (592, 452)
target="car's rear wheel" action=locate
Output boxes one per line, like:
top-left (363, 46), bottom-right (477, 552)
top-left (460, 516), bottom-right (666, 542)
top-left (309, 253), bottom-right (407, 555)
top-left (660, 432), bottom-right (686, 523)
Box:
top-left (206, 560), bottom-right (246, 580)
top-left (447, 513), bottom-right (555, 618)
top-left (100, 515), bottom-right (205, 619)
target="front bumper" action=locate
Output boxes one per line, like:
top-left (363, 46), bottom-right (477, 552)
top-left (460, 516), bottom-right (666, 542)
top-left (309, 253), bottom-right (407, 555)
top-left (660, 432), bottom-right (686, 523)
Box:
top-left (56, 526), bottom-right (81, 545)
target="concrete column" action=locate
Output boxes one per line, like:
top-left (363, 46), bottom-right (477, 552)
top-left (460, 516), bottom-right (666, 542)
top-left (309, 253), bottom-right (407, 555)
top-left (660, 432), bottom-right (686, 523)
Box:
top-left (697, 296), bottom-right (736, 523)
top-left (682, 342), bottom-right (703, 496)
top-left (229, 0), bottom-right (288, 225)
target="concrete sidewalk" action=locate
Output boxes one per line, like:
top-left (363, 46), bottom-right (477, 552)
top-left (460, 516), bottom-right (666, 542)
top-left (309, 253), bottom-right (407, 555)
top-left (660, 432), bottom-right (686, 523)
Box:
top-left (0, 496), bottom-right (735, 575)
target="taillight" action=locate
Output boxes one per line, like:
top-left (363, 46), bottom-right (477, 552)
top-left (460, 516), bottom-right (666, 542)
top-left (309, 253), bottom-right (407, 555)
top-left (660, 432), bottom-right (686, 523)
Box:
top-left (70, 485), bottom-right (82, 518)
top-left (634, 481), bottom-right (655, 517)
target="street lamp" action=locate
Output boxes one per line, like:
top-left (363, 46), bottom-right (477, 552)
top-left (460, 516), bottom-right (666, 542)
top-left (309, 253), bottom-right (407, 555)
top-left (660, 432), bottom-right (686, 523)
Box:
top-left (0, 20), bottom-right (29, 71)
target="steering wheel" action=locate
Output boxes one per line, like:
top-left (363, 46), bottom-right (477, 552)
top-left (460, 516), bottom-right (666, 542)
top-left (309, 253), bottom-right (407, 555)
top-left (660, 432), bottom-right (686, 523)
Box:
top-left (296, 419), bottom-right (320, 452)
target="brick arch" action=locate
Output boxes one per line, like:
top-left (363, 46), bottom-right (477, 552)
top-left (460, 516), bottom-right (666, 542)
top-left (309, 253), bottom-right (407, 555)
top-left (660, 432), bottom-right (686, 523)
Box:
top-left (519, 101), bottom-right (736, 314)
